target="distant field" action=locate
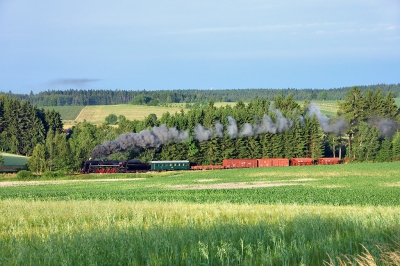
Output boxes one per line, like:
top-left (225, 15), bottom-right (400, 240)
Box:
top-left (395, 97), bottom-right (400, 107)
top-left (1, 153), bottom-right (28, 166)
top-left (42, 106), bottom-right (85, 120)
top-left (0, 153), bottom-right (28, 173)
top-left (73, 105), bottom-right (185, 124)
top-left (309, 100), bottom-right (339, 116)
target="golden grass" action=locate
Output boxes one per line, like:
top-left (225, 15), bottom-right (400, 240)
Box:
top-left (67, 104), bottom-right (185, 124)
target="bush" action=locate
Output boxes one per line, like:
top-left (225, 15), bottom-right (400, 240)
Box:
top-left (41, 170), bottom-right (67, 178)
top-left (17, 170), bottom-right (34, 179)
top-left (105, 114), bottom-right (118, 125)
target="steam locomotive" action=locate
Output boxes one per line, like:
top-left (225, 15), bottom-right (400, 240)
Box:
top-left (80, 157), bottom-right (341, 174)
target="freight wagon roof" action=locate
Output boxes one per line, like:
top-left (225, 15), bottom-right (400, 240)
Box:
top-left (149, 160), bottom-right (189, 164)
top-left (291, 158), bottom-right (314, 161)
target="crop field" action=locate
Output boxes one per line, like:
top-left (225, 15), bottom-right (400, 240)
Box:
top-left (311, 100), bottom-right (339, 116)
top-left (1, 162), bottom-right (400, 265)
top-left (42, 106), bottom-right (85, 121)
top-left (61, 104), bottom-right (185, 127)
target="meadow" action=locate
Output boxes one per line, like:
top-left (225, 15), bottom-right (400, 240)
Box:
top-left (42, 106), bottom-right (85, 121)
top-left (0, 153), bottom-right (29, 173)
top-left (0, 153), bottom-right (29, 166)
top-left (1, 162), bottom-right (400, 265)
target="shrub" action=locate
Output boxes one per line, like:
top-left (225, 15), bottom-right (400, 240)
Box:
top-left (17, 170), bottom-right (34, 179)
top-left (41, 170), bottom-right (67, 178)
top-left (105, 114), bottom-right (118, 125)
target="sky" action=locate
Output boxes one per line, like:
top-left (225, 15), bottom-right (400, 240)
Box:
top-left (0, 0), bottom-right (399, 94)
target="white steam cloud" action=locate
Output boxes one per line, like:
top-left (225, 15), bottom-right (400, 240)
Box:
top-left (306, 103), bottom-right (348, 134)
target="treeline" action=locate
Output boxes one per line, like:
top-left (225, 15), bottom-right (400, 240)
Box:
top-left (1, 83), bottom-right (400, 106)
top-left (0, 95), bottom-right (63, 156)
top-left (1, 87), bottom-right (399, 174)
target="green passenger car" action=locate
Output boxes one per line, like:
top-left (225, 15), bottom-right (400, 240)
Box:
top-left (149, 160), bottom-right (190, 171)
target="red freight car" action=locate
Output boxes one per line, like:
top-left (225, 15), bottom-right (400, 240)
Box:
top-left (223, 159), bottom-right (258, 168)
top-left (318, 157), bottom-right (341, 165)
top-left (291, 158), bottom-right (315, 166)
top-left (257, 158), bottom-right (290, 167)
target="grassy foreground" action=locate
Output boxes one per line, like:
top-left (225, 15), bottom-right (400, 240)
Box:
top-left (1, 201), bottom-right (399, 265)
top-left (1, 162), bottom-right (400, 265)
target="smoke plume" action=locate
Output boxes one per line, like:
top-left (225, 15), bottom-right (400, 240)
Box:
top-left (237, 108), bottom-right (294, 137)
top-left (306, 103), bottom-right (348, 134)
top-left (368, 117), bottom-right (398, 138)
top-left (90, 124), bottom-right (189, 159)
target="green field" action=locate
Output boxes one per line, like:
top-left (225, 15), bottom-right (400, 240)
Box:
top-left (395, 97), bottom-right (400, 107)
top-left (0, 153), bottom-right (28, 173)
top-left (42, 106), bottom-right (85, 120)
top-left (1, 162), bottom-right (399, 265)
top-left (0, 153), bottom-right (28, 166)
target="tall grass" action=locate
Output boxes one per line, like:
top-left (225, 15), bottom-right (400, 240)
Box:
top-left (1, 200), bottom-right (399, 265)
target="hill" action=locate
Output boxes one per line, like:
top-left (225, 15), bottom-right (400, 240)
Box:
top-left (0, 153), bottom-right (29, 173)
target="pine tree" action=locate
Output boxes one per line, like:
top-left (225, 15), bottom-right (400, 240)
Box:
top-left (376, 138), bottom-right (392, 162)
top-left (392, 131), bottom-right (400, 161)
top-left (383, 91), bottom-right (399, 118)
top-left (338, 87), bottom-right (366, 128)
top-left (308, 115), bottom-right (324, 159)
top-left (365, 126), bottom-right (381, 162)
top-left (270, 134), bottom-right (285, 158)
top-left (221, 137), bottom-right (237, 159)
top-left (247, 136), bottom-right (262, 158)
top-left (260, 133), bottom-right (273, 158)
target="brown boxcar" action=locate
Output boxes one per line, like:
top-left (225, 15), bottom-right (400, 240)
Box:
top-left (291, 158), bottom-right (314, 166)
top-left (318, 158), bottom-right (341, 165)
top-left (257, 158), bottom-right (290, 167)
top-left (222, 159), bottom-right (258, 168)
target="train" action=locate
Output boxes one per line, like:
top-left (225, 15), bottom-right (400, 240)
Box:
top-left (80, 157), bottom-right (342, 174)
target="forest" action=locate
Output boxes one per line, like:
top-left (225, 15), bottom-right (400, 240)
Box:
top-left (1, 83), bottom-right (400, 106)
top-left (1, 87), bottom-right (400, 173)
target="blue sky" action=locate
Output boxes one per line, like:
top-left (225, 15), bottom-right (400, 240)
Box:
top-left (1, 0), bottom-right (399, 94)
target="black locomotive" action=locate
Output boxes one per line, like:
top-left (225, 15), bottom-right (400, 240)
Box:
top-left (80, 159), bottom-right (150, 174)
